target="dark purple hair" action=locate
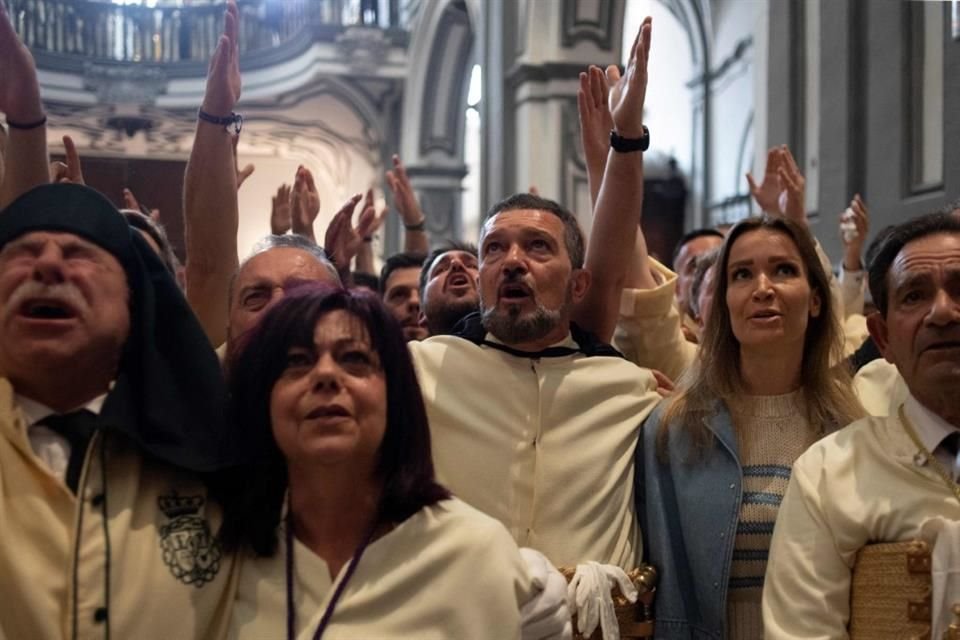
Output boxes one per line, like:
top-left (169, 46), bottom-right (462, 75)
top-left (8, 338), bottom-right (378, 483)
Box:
top-left (219, 283), bottom-right (449, 556)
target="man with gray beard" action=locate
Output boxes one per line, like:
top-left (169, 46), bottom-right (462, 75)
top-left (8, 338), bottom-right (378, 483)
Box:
top-left (407, 190), bottom-right (661, 572)
top-left (407, 17), bottom-right (661, 582)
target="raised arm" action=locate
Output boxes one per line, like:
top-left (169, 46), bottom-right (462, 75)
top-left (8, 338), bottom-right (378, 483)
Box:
top-left (838, 194), bottom-right (869, 318)
top-left (577, 65), bottom-right (614, 209)
top-left (290, 166), bottom-right (321, 244)
top-left (573, 17), bottom-right (655, 343)
top-left (353, 189), bottom-right (385, 276)
top-left (0, 1), bottom-right (48, 208)
top-left (386, 155), bottom-right (429, 254)
top-left (183, 0), bottom-right (242, 346)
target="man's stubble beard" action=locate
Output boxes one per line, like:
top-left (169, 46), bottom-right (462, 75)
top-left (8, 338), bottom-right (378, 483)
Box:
top-left (424, 297), bottom-right (479, 336)
top-left (480, 284), bottom-right (572, 345)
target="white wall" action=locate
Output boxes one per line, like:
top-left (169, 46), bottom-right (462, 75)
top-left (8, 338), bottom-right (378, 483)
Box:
top-left (708, 0), bottom-right (760, 211)
top-left (622, 0), bottom-right (695, 177)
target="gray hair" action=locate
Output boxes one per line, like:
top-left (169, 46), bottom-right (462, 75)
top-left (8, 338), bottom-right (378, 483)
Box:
top-left (243, 234), bottom-right (340, 282)
top-left (228, 234), bottom-right (341, 307)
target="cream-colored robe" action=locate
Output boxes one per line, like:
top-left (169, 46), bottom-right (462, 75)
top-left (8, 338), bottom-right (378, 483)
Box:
top-left (409, 333), bottom-right (660, 569)
top-left (853, 357), bottom-right (908, 417)
top-left (763, 407), bottom-right (960, 638)
top-left (230, 498), bottom-right (535, 640)
top-left (0, 379), bottom-right (239, 640)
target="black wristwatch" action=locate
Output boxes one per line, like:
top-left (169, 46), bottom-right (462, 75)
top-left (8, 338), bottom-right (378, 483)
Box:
top-left (610, 126), bottom-right (650, 153)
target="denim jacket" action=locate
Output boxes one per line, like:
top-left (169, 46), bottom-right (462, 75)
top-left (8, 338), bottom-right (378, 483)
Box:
top-left (637, 401), bottom-right (743, 640)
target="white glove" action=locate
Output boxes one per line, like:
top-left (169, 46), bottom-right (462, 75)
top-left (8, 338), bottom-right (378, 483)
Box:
top-left (519, 548), bottom-right (573, 640)
top-left (840, 207), bottom-right (859, 243)
top-left (566, 562), bottom-right (638, 640)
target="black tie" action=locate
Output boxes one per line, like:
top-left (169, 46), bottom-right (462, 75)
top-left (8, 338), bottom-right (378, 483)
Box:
top-left (941, 431), bottom-right (960, 483)
top-left (39, 410), bottom-right (99, 493)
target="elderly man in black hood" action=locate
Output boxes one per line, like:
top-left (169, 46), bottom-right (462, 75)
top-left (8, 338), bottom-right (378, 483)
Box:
top-left (0, 183), bottom-right (242, 638)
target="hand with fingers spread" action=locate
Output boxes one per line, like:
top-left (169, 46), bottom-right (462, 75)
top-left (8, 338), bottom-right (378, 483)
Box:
top-left (232, 133), bottom-right (254, 189)
top-left (777, 146), bottom-right (806, 227)
top-left (49, 135), bottom-right (85, 184)
top-left (577, 65), bottom-right (615, 206)
top-left (270, 183), bottom-right (292, 235)
top-left (202, 0), bottom-right (241, 118)
top-left (746, 147), bottom-right (785, 214)
top-left (290, 166), bottom-right (322, 242)
top-left (385, 155), bottom-right (425, 228)
top-left (323, 194), bottom-right (376, 272)
top-left (840, 193), bottom-right (869, 270)
top-left (609, 16), bottom-right (651, 140)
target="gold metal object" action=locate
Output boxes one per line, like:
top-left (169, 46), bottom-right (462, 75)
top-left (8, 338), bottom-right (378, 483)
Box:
top-left (899, 407), bottom-right (960, 503)
top-left (944, 603), bottom-right (960, 640)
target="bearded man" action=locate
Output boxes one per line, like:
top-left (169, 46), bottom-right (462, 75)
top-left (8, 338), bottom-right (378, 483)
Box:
top-left (408, 193), bottom-right (660, 570)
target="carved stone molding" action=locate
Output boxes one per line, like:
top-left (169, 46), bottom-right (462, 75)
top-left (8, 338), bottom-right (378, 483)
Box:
top-left (561, 0), bottom-right (615, 50)
top-left (418, 1), bottom-right (474, 157)
top-left (83, 62), bottom-right (168, 105)
top-left (335, 26), bottom-right (392, 74)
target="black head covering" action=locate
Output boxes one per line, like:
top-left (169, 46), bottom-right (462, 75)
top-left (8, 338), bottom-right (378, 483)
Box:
top-left (0, 183), bottom-right (241, 471)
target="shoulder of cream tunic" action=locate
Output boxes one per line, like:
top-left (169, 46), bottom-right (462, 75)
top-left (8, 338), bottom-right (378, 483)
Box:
top-left (0, 379), bottom-right (240, 640)
top-left (853, 358), bottom-right (908, 417)
top-left (230, 497), bottom-right (535, 640)
top-left (763, 412), bottom-right (960, 639)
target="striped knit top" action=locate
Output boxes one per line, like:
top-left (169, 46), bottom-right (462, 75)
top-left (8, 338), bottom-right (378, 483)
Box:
top-left (725, 390), bottom-right (819, 640)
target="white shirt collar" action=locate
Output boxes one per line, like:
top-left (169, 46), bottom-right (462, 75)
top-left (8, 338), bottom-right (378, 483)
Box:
top-left (904, 392), bottom-right (960, 455)
top-left (15, 393), bottom-right (108, 429)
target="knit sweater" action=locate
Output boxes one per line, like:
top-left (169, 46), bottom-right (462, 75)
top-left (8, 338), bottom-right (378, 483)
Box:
top-left (725, 390), bottom-right (818, 640)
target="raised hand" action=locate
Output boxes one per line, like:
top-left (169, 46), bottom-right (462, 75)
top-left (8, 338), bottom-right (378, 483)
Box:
top-left (385, 155), bottom-right (425, 228)
top-left (323, 194), bottom-right (367, 271)
top-left (746, 147), bottom-right (785, 214)
top-left (777, 146), bottom-right (806, 227)
top-left (577, 65), bottom-right (615, 205)
top-left (840, 193), bottom-right (869, 269)
top-left (49, 135), bottom-right (85, 184)
top-left (357, 188), bottom-right (388, 239)
top-left (609, 17), bottom-right (651, 139)
top-left (122, 187), bottom-right (161, 220)
top-left (0, 1), bottom-right (43, 124)
top-left (201, 0), bottom-right (241, 117)
top-left (270, 183), bottom-right (292, 235)
top-left (290, 166), bottom-right (322, 240)
top-left (232, 133), bottom-right (254, 188)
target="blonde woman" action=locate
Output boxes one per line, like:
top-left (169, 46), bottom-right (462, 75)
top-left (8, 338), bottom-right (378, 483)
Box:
top-left (637, 215), bottom-right (864, 639)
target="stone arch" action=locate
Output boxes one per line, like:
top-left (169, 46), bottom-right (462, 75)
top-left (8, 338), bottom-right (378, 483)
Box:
top-left (393, 0), bottom-right (476, 249)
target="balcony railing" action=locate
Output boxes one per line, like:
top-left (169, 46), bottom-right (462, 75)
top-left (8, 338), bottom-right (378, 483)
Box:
top-left (9, 0), bottom-right (412, 66)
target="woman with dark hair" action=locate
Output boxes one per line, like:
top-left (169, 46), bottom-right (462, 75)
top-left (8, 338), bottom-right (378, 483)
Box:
top-left (221, 284), bottom-right (536, 639)
top-left (638, 215), bottom-right (864, 639)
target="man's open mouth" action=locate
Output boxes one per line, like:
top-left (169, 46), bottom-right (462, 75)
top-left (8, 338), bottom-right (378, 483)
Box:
top-left (448, 273), bottom-right (471, 288)
top-left (499, 283), bottom-right (532, 300)
top-left (19, 299), bottom-right (78, 320)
